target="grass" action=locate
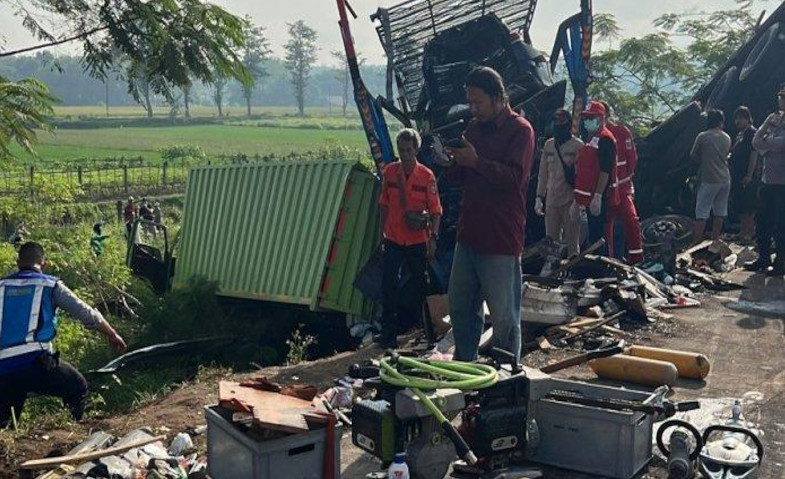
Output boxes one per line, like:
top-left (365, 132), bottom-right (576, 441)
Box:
top-left (54, 105), bottom-right (342, 119)
top-left (10, 124), bottom-right (370, 163)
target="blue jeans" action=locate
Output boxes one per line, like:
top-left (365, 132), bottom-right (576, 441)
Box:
top-left (449, 243), bottom-right (522, 362)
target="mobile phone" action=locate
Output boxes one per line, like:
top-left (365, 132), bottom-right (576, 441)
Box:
top-left (445, 138), bottom-right (466, 149)
top-left (431, 136), bottom-right (453, 165)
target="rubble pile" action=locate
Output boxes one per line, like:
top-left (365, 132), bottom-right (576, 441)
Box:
top-left (23, 429), bottom-right (206, 479)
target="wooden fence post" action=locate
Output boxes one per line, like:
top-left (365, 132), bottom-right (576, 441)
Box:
top-left (162, 161), bottom-right (168, 185)
top-left (29, 166), bottom-right (34, 200)
top-left (77, 166), bottom-right (83, 185)
top-left (123, 164), bottom-right (129, 193)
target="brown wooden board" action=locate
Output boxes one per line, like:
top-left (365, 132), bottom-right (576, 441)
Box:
top-left (218, 381), bottom-right (328, 434)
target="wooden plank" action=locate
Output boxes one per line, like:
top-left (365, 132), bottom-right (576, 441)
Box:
top-left (566, 317), bottom-right (604, 329)
top-left (558, 326), bottom-right (581, 334)
top-left (219, 381), bottom-right (327, 434)
top-left (562, 311), bottom-right (626, 341)
top-left (601, 325), bottom-right (626, 335)
top-left (20, 436), bottom-right (165, 470)
top-left (34, 465), bottom-right (75, 479)
top-left (537, 336), bottom-right (553, 351)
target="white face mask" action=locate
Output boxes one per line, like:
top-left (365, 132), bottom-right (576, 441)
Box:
top-left (584, 118), bottom-right (600, 133)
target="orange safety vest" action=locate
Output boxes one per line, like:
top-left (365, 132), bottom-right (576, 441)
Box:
top-left (574, 127), bottom-right (620, 208)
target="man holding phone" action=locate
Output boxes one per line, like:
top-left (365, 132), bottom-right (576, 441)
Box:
top-left (440, 66), bottom-right (535, 362)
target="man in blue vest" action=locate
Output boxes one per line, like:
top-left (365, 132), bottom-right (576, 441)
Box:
top-left (0, 242), bottom-right (127, 428)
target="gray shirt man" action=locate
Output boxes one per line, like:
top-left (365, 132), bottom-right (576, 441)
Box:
top-left (753, 112), bottom-right (785, 185)
top-left (691, 129), bottom-right (732, 184)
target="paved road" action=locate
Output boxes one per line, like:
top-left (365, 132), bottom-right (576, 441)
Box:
top-left (340, 270), bottom-right (785, 478)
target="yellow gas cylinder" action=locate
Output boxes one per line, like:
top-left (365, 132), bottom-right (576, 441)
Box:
top-left (589, 355), bottom-right (679, 387)
top-left (624, 345), bottom-right (710, 380)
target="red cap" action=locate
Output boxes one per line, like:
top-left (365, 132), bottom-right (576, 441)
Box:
top-left (580, 101), bottom-right (606, 118)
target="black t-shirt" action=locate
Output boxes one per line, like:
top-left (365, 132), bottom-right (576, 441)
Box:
top-left (729, 126), bottom-right (757, 182)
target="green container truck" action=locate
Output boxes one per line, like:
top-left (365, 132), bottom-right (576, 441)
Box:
top-left (127, 159), bottom-right (380, 317)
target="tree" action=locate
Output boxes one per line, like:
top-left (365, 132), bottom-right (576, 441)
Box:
top-left (213, 75), bottom-right (228, 117)
top-left (240, 17), bottom-right (272, 116)
top-left (587, 0), bottom-right (766, 133)
top-left (284, 21), bottom-right (318, 116)
top-left (593, 13), bottom-right (622, 49)
top-left (182, 82), bottom-right (192, 118)
top-left (0, 75), bottom-right (54, 161)
top-left (1, 0), bottom-right (249, 157)
top-left (331, 49), bottom-right (365, 117)
top-left (654, 0), bottom-right (764, 90)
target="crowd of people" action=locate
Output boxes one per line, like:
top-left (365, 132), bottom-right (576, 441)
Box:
top-left (377, 66), bottom-right (785, 361)
top-left (120, 196), bottom-right (163, 239)
top-left (688, 85), bottom-right (785, 276)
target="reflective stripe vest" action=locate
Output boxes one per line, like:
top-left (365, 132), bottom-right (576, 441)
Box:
top-left (607, 122), bottom-right (638, 194)
top-left (0, 270), bottom-right (58, 361)
top-left (574, 127), bottom-right (620, 207)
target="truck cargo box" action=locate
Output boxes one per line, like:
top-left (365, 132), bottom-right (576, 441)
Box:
top-left (174, 159), bottom-right (379, 317)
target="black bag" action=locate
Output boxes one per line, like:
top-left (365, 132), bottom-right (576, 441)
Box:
top-left (404, 210), bottom-right (430, 231)
top-left (555, 142), bottom-right (576, 188)
top-left (397, 167), bottom-right (430, 231)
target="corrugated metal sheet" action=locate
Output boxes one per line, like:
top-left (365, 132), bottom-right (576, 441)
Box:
top-left (318, 170), bottom-right (380, 315)
top-left (174, 160), bottom-right (379, 316)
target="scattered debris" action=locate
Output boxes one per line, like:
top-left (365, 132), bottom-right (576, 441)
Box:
top-left (18, 429), bottom-right (210, 479)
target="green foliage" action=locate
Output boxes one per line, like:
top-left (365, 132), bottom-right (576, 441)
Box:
top-left (285, 324), bottom-right (317, 366)
top-left (135, 276), bottom-right (227, 342)
top-left (588, 0), bottom-right (766, 133)
top-left (594, 13), bottom-right (622, 48)
top-left (591, 33), bottom-right (693, 130)
top-left (159, 144), bottom-right (207, 164)
top-left (654, 0), bottom-right (764, 90)
top-left (0, 75), bottom-right (56, 162)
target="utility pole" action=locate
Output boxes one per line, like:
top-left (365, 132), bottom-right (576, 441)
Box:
top-left (105, 80), bottom-right (109, 117)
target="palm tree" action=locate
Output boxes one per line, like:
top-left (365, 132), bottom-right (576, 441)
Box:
top-left (0, 76), bottom-right (55, 161)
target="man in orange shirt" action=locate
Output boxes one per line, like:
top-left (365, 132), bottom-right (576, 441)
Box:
top-left (378, 129), bottom-right (443, 348)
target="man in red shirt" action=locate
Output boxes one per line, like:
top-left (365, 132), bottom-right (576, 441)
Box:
top-left (123, 196), bottom-right (137, 238)
top-left (574, 101), bottom-right (619, 254)
top-left (378, 129), bottom-right (443, 349)
top-left (442, 67), bottom-right (535, 362)
top-left (601, 101), bottom-right (644, 264)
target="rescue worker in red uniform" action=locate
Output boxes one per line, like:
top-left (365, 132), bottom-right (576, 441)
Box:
top-left (601, 101), bottom-right (645, 264)
top-left (574, 101), bottom-right (619, 254)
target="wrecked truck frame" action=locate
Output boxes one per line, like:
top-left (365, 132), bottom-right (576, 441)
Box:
top-left (337, 0), bottom-right (594, 162)
top-left (338, 0), bottom-right (594, 290)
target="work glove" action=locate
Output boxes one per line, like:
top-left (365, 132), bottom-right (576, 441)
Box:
top-left (589, 193), bottom-right (603, 216)
top-left (534, 197), bottom-right (545, 216)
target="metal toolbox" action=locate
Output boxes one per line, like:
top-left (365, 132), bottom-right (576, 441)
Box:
top-left (526, 374), bottom-right (655, 479)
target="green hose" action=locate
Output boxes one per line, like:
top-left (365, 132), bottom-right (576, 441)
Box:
top-left (379, 356), bottom-right (499, 464)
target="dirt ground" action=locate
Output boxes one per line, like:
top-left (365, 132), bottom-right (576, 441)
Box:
top-left (1, 270), bottom-right (783, 478)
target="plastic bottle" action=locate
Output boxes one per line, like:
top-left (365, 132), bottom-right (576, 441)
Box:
top-left (388, 453), bottom-right (410, 479)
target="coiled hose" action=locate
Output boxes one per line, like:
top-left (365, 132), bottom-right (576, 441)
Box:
top-left (379, 355), bottom-right (499, 464)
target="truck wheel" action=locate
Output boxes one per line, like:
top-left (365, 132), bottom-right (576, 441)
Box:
top-left (740, 23), bottom-right (785, 83)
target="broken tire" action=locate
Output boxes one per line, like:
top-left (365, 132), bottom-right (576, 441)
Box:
top-left (705, 66), bottom-right (739, 112)
top-left (740, 22), bottom-right (785, 84)
top-left (641, 215), bottom-right (694, 250)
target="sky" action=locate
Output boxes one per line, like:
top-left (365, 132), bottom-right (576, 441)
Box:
top-left (0, 0), bottom-right (775, 66)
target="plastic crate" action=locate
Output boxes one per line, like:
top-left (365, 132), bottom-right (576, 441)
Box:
top-left (205, 405), bottom-right (341, 479)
